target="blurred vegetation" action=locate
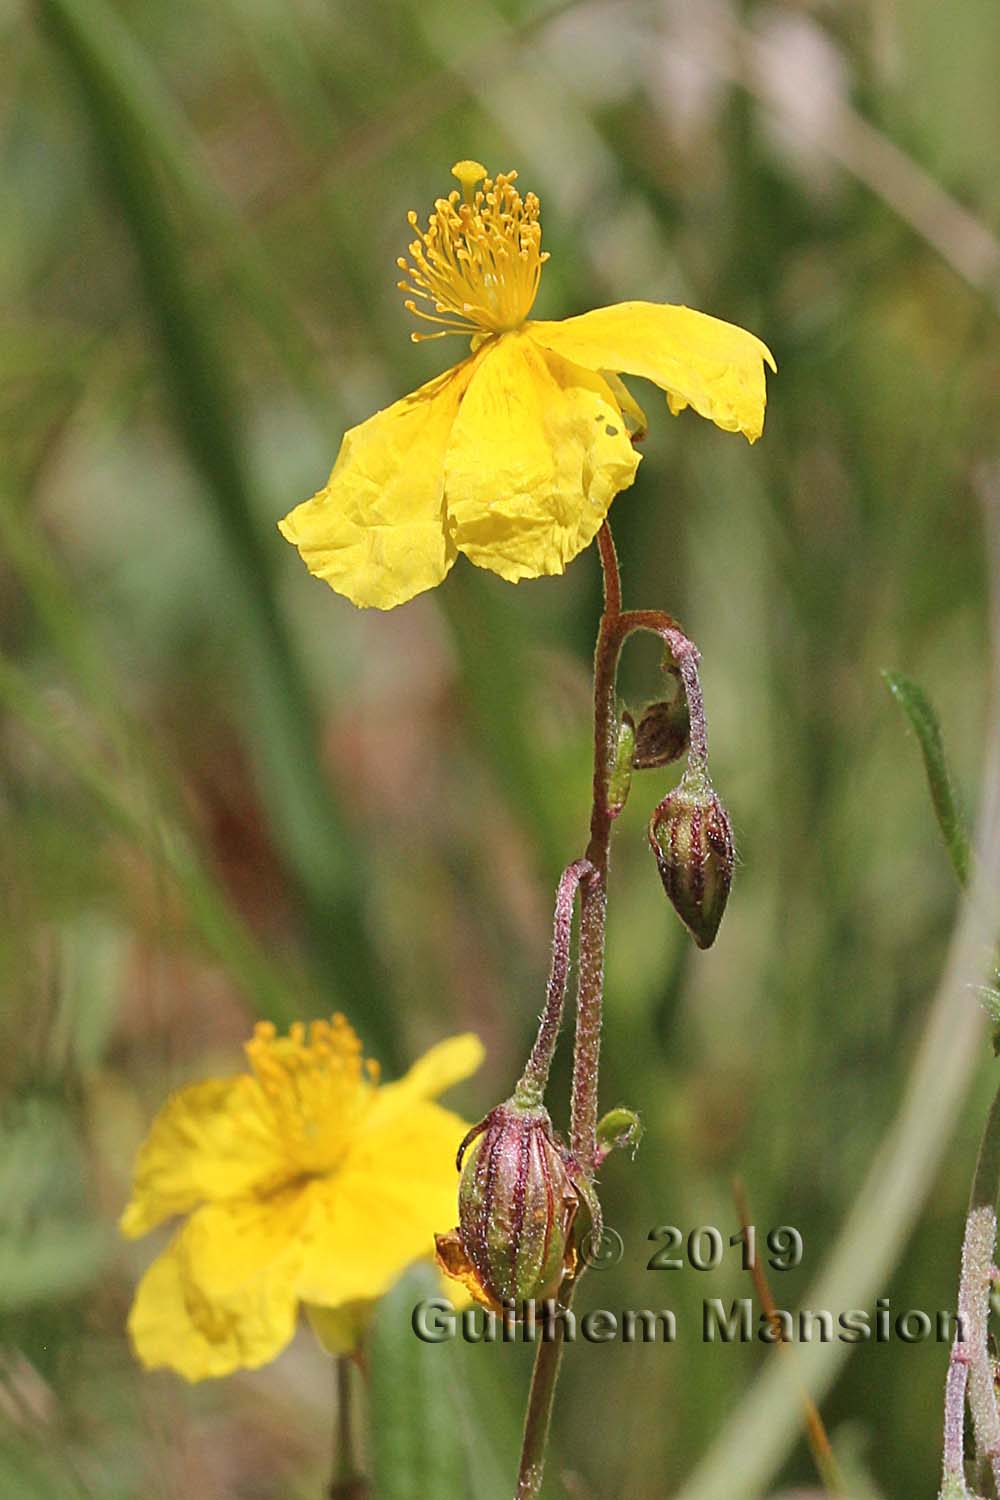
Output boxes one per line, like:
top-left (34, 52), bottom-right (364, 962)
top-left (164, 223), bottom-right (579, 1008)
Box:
top-left (3, 0), bottom-right (1000, 1495)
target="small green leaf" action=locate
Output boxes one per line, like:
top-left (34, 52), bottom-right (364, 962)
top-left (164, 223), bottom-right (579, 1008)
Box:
top-left (596, 1106), bottom-right (643, 1160)
top-left (883, 670), bottom-right (971, 887)
top-left (608, 710), bottom-right (636, 816)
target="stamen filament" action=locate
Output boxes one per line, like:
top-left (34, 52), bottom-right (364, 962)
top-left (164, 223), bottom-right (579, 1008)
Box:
top-left (397, 164), bottom-right (549, 340)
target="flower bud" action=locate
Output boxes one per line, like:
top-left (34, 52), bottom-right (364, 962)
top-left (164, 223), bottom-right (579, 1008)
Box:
top-left (435, 1099), bottom-right (580, 1313)
top-left (648, 771), bottom-right (734, 949)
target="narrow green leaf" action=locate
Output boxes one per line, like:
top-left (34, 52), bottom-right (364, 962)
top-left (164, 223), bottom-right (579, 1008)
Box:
top-left (883, 670), bottom-right (971, 887)
top-left (368, 1265), bottom-right (468, 1500)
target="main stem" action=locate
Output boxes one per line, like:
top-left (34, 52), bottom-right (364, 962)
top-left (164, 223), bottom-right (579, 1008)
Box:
top-left (513, 525), bottom-right (711, 1499)
top-left (941, 1079), bottom-right (1000, 1497)
top-left (570, 522), bottom-right (624, 1171)
top-left (514, 523), bottom-right (622, 1500)
top-left (329, 1356), bottom-right (367, 1500)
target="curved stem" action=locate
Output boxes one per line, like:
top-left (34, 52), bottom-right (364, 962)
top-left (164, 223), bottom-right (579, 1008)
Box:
top-left (618, 609), bottom-right (709, 773)
top-left (517, 859), bottom-right (596, 1106)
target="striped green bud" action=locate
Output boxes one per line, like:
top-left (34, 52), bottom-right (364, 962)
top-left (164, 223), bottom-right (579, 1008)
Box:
top-left (435, 1099), bottom-right (579, 1313)
top-left (648, 770), bottom-right (734, 949)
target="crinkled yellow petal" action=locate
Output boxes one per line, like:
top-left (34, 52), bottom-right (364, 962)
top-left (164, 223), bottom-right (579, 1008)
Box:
top-left (364, 1032), bottom-right (484, 1135)
top-left (443, 332), bottom-right (640, 583)
top-left (120, 1076), bottom-right (285, 1239)
top-left (127, 1190), bottom-right (310, 1380)
top-left (296, 1101), bottom-right (469, 1308)
top-left (278, 357), bottom-right (481, 610)
top-left (528, 303), bottom-right (776, 443)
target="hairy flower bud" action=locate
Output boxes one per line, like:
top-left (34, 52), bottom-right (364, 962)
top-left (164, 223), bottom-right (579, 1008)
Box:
top-left (435, 1099), bottom-right (580, 1312)
top-left (648, 771), bottom-right (734, 949)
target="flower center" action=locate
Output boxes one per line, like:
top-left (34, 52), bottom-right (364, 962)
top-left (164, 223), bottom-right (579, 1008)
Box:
top-left (246, 1016), bottom-right (379, 1179)
top-left (397, 161), bottom-right (549, 341)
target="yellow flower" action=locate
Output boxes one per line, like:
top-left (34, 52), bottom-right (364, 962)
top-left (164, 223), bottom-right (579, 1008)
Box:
top-left (279, 160), bottom-right (776, 610)
top-left (120, 1016), bottom-right (483, 1380)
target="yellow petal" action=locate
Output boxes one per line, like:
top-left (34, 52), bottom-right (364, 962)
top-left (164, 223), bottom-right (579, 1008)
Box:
top-left (296, 1101), bottom-right (469, 1308)
top-left (127, 1192), bottom-right (309, 1380)
top-left (443, 332), bottom-right (640, 583)
top-left (120, 1076), bottom-right (286, 1239)
top-left (528, 303), bottom-right (776, 443)
top-left (306, 1299), bottom-right (375, 1356)
top-left (434, 1228), bottom-right (498, 1312)
top-left (305, 1263), bottom-right (471, 1357)
top-left (365, 1032), bottom-right (484, 1135)
top-left (601, 371), bottom-right (648, 441)
top-left (278, 357), bottom-right (480, 610)
top-left (179, 1187), bottom-right (312, 1303)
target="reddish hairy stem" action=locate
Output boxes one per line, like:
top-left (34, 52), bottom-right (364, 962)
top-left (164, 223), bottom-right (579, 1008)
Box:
top-left (570, 524), bottom-right (623, 1171)
top-left (515, 527), bottom-right (621, 1500)
top-left (569, 571), bottom-right (713, 1170)
top-left (517, 522), bottom-right (713, 1500)
top-left (618, 609), bottom-right (709, 771)
top-left (517, 858), bottom-right (596, 1106)
top-left (596, 522), bottom-right (622, 615)
top-left (514, 1284), bottom-right (579, 1500)
top-left (942, 1079), bottom-right (1000, 1495)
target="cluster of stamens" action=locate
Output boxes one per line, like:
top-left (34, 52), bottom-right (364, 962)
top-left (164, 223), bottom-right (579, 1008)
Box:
top-left (397, 161), bottom-right (549, 341)
top-left (246, 1016), bottom-right (379, 1177)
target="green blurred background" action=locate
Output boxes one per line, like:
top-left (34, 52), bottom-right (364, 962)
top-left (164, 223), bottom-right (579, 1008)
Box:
top-left (3, 0), bottom-right (1000, 1494)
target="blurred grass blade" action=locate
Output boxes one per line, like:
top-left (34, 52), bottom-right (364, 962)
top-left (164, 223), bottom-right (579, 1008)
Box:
top-left (0, 488), bottom-right (305, 1026)
top-left (0, 649), bottom-right (301, 1025)
top-left (38, 0), bottom-right (394, 1058)
top-left (441, 573), bottom-right (570, 874)
top-left (0, 488), bottom-right (134, 761)
top-left (883, 670), bottom-right (971, 886)
top-left (214, 0), bottom-right (339, 150)
top-left (0, 1097), bottom-right (110, 1312)
top-left (31, 0), bottom-right (325, 398)
top-left (367, 1265), bottom-right (469, 1500)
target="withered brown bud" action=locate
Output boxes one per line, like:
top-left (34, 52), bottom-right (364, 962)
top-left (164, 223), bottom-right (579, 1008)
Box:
top-left (633, 689), bottom-right (690, 770)
top-left (648, 770), bottom-right (734, 949)
top-left (435, 1099), bottom-right (580, 1313)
